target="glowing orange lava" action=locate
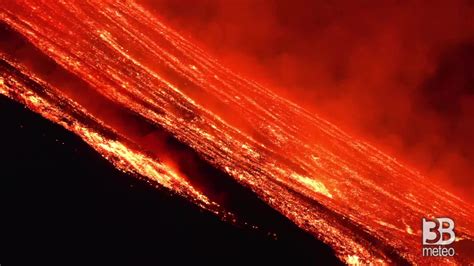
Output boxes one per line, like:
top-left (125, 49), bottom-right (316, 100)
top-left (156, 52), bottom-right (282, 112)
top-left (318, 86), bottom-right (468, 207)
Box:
top-left (1, 1), bottom-right (473, 264)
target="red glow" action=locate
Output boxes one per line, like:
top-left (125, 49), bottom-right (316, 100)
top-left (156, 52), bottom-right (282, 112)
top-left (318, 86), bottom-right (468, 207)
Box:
top-left (1, 1), bottom-right (473, 264)
top-left (139, 0), bottom-right (474, 203)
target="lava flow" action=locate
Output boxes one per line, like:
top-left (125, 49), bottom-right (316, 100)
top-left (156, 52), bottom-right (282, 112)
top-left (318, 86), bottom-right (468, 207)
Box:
top-left (1, 1), bottom-right (473, 264)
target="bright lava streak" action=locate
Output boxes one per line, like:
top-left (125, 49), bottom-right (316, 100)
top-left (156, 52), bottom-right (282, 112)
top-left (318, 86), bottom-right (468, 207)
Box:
top-left (1, 1), bottom-right (473, 264)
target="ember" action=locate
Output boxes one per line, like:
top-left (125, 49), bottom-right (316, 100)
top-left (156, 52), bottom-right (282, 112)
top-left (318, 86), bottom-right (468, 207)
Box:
top-left (1, 1), bottom-right (473, 264)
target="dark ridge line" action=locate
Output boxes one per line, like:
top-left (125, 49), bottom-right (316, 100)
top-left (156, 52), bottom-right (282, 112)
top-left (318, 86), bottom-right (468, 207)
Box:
top-left (0, 21), bottom-right (342, 264)
top-left (277, 180), bottom-right (412, 265)
top-left (0, 94), bottom-right (338, 265)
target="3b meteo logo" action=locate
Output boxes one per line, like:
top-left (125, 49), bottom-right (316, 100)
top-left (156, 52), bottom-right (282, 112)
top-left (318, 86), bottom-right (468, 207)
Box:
top-left (422, 217), bottom-right (456, 257)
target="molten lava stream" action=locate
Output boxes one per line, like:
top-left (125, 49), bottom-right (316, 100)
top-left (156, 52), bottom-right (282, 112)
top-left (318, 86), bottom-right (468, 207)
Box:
top-left (1, 1), bottom-right (474, 264)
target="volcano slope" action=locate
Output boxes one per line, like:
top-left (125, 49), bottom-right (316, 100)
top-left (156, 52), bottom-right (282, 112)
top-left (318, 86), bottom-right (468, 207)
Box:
top-left (1, 1), bottom-right (473, 264)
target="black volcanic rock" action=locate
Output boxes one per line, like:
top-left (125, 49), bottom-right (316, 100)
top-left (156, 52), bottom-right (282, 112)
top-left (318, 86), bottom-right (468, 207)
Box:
top-left (0, 95), bottom-right (341, 265)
